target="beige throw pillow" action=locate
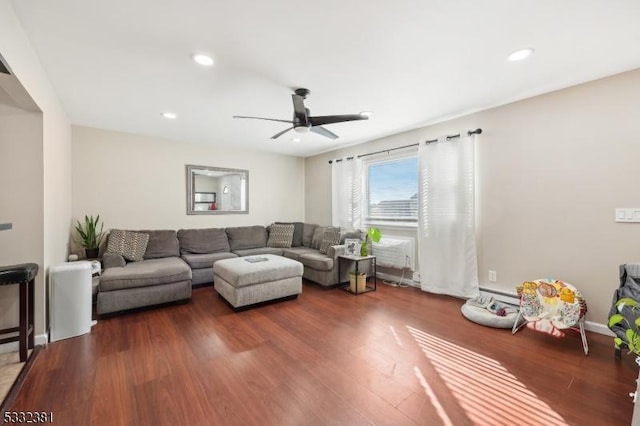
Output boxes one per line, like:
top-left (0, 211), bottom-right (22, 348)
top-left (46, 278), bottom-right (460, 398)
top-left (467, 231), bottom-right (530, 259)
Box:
top-left (267, 223), bottom-right (295, 248)
top-left (319, 227), bottom-right (341, 254)
top-left (106, 229), bottom-right (150, 262)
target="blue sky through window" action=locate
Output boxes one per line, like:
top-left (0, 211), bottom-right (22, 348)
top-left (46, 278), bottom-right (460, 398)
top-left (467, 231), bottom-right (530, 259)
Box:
top-left (368, 157), bottom-right (418, 204)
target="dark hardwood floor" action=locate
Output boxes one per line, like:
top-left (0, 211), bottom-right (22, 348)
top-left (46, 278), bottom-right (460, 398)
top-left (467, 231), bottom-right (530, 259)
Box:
top-left (5, 280), bottom-right (638, 425)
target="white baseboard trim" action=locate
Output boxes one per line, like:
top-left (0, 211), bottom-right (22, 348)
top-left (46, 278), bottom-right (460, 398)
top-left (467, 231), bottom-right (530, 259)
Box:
top-left (0, 333), bottom-right (48, 354)
top-left (585, 321), bottom-right (614, 336)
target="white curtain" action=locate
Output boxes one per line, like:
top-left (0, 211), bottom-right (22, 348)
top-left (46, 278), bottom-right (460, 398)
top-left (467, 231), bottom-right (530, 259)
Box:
top-left (331, 158), bottom-right (363, 229)
top-left (417, 135), bottom-right (479, 298)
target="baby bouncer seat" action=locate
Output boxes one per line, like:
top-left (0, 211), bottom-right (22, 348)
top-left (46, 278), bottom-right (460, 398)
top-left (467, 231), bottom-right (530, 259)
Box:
top-left (513, 278), bottom-right (589, 355)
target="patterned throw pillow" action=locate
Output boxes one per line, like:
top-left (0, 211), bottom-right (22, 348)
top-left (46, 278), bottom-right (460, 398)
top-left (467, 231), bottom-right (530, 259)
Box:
top-left (319, 227), bottom-right (341, 254)
top-left (267, 223), bottom-right (295, 248)
top-left (106, 229), bottom-right (150, 262)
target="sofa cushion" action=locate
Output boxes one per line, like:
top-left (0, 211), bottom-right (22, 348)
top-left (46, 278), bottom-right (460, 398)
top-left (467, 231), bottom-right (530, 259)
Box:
top-left (276, 222), bottom-right (304, 247)
top-left (99, 257), bottom-right (191, 292)
top-left (302, 223), bottom-right (318, 247)
top-left (226, 226), bottom-right (268, 251)
top-left (232, 247), bottom-right (283, 257)
top-left (267, 223), bottom-right (294, 248)
top-left (320, 227), bottom-right (341, 254)
top-left (106, 229), bottom-right (150, 262)
top-left (138, 230), bottom-right (181, 259)
top-left (181, 252), bottom-right (238, 270)
top-left (178, 228), bottom-right (230, 254)
top-left (298, 252), bottom-right (334, 271)
top-left (281, 247), bottom-right (318, 261)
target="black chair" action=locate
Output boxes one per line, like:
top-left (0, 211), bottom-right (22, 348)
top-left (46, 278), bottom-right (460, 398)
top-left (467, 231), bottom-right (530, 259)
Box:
top-left (0, 263), bottom-right (38, 362)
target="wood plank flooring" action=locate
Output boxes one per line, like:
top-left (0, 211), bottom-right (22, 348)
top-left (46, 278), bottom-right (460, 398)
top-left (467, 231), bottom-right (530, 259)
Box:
top-left (5, 280), bottom-right (638, 425)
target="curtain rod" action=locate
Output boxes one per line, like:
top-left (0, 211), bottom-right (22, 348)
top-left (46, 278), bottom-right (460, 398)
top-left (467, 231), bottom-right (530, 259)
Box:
top-left (328, 128), bottom-right (482, 164)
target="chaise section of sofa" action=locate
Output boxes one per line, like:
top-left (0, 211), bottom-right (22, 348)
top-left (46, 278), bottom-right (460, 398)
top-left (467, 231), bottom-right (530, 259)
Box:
top-left (177, 228), bottom-right (238, 285)
top-left (280, 224), bottom-right (358, 286)
top-left (97, 230), bottom-right (192, 315)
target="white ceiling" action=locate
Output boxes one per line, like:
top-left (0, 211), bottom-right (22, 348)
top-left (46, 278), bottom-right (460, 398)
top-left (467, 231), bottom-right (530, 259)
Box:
top-left (9, 0), bottom-right (640, 157)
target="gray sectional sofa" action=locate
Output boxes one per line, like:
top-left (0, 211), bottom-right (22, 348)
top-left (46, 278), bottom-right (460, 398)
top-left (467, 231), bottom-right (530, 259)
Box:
top-left (97, 223), bottom-right (359, 315)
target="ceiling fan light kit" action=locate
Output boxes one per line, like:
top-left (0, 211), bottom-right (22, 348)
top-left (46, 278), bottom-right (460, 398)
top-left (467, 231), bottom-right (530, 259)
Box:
top-left (233, 88), bottom-right (369, 140)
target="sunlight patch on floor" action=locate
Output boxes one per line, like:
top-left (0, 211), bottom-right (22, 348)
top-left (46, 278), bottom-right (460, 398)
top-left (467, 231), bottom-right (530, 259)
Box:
top-left (389, 325), bottom-right (404, 348)
top-left (406, 325), bottom-right (568, 426)
top-left (413, 365), bottom-right (454, 426)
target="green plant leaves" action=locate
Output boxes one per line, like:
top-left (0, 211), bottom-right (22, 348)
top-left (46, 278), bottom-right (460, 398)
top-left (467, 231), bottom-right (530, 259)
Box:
top-left (368, 227), bottom-right (381, 243)
top-left (614, 337), bottom-right (623, 349)
top-left (608, 313), bottom-right (625, 327)
top-left (75, 214), bottom-right (104, 249)
top-left (608, 296), bottom-right (640, 355)
top-left (618, 297), bottom-right (639, 310)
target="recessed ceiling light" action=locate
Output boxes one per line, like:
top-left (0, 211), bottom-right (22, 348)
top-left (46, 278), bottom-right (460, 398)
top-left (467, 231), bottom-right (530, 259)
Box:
top-left (359, 111), bottom-right (373, 118)
top-left (161, 112), bottom-right (177, 119)
top-left (508, 48), bottom-right (534, 62)
top-left (193, 54), bottom-right (214, 66)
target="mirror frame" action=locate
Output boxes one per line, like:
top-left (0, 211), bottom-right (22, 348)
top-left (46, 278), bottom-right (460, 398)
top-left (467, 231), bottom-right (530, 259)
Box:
top-left (186, 164), bottom-right (249, 215)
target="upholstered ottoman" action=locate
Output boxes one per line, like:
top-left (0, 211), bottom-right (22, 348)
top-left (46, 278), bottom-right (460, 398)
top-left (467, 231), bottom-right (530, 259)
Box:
top-left (213, 254), bottom-right (303, 309)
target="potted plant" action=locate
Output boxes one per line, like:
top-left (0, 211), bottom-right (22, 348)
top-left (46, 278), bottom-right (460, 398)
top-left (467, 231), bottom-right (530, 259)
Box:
top-left (360, 227), bottom-right (382, 256)
top-left (349, 272), bottom-right (367, 293)
top-left (609, 297), bottom-right (640, 355)
top-left (74, 214), bottom-right (105, 259)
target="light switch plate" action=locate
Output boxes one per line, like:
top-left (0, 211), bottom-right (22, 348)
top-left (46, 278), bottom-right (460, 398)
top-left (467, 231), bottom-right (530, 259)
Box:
top-left (615, 208), bottom-right (640, 223)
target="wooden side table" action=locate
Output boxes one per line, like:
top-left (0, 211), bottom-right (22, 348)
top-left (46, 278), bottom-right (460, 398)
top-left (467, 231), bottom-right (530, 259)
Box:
top-left (338, 255), bottom-right (377, 295)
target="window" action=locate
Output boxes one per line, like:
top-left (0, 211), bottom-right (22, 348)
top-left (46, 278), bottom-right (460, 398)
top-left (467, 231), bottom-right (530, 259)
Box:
top-left (364, 154), bottom-right (418, 223)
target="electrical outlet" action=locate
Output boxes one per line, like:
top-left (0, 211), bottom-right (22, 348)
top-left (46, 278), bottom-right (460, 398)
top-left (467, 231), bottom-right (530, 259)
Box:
top-left (488, 270), bottom-right (497, 282)
top-left (413, 272), bottom-right (421, 283)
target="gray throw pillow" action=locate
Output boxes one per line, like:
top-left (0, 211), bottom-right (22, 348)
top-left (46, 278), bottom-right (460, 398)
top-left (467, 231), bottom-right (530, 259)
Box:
top-left (310, 226), bottom-right (325, 250)
top-left (267, 223), bottom-right (295, 248)
top-left (106, 229), bottom-right (150, 262)
top-left (320, 227), bottom-right (341, 254)
top-left (303, 223), bottom-right (319, 247)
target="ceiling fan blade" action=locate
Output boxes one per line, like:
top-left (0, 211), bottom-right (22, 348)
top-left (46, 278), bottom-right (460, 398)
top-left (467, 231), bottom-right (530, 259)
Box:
top-left (309, 114), bottom-right (369, 126)
top-left (291, 94), bottom-right (308, 123)
top-left (270, 127), bottom-right (295, 139)
top-left (233, 115), bottom-right (294, 124)
top-left (310, 126), bottom-right (339, 140)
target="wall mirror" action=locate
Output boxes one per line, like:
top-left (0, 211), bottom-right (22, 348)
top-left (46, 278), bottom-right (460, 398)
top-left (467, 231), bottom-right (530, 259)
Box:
top-left (186, 165), bottom-right (249, 215)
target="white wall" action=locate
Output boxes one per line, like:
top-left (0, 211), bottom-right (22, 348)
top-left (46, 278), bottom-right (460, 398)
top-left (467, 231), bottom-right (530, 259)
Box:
top-left (71, 126), bottom-right (305, 247)
top-left (0, 110), bottom-right (43, 333)
top-left (305, 68), bottom-right (640, 325)
top-left (0, 0), bottom-right (72, 341)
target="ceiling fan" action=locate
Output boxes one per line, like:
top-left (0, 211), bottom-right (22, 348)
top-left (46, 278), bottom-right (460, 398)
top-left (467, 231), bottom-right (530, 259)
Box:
top-left (233, 88), bottom-right (369, 140)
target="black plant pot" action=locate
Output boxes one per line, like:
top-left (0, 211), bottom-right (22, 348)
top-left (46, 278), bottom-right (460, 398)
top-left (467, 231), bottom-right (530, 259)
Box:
top-left (85, 248), bottom-right (99, 259)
